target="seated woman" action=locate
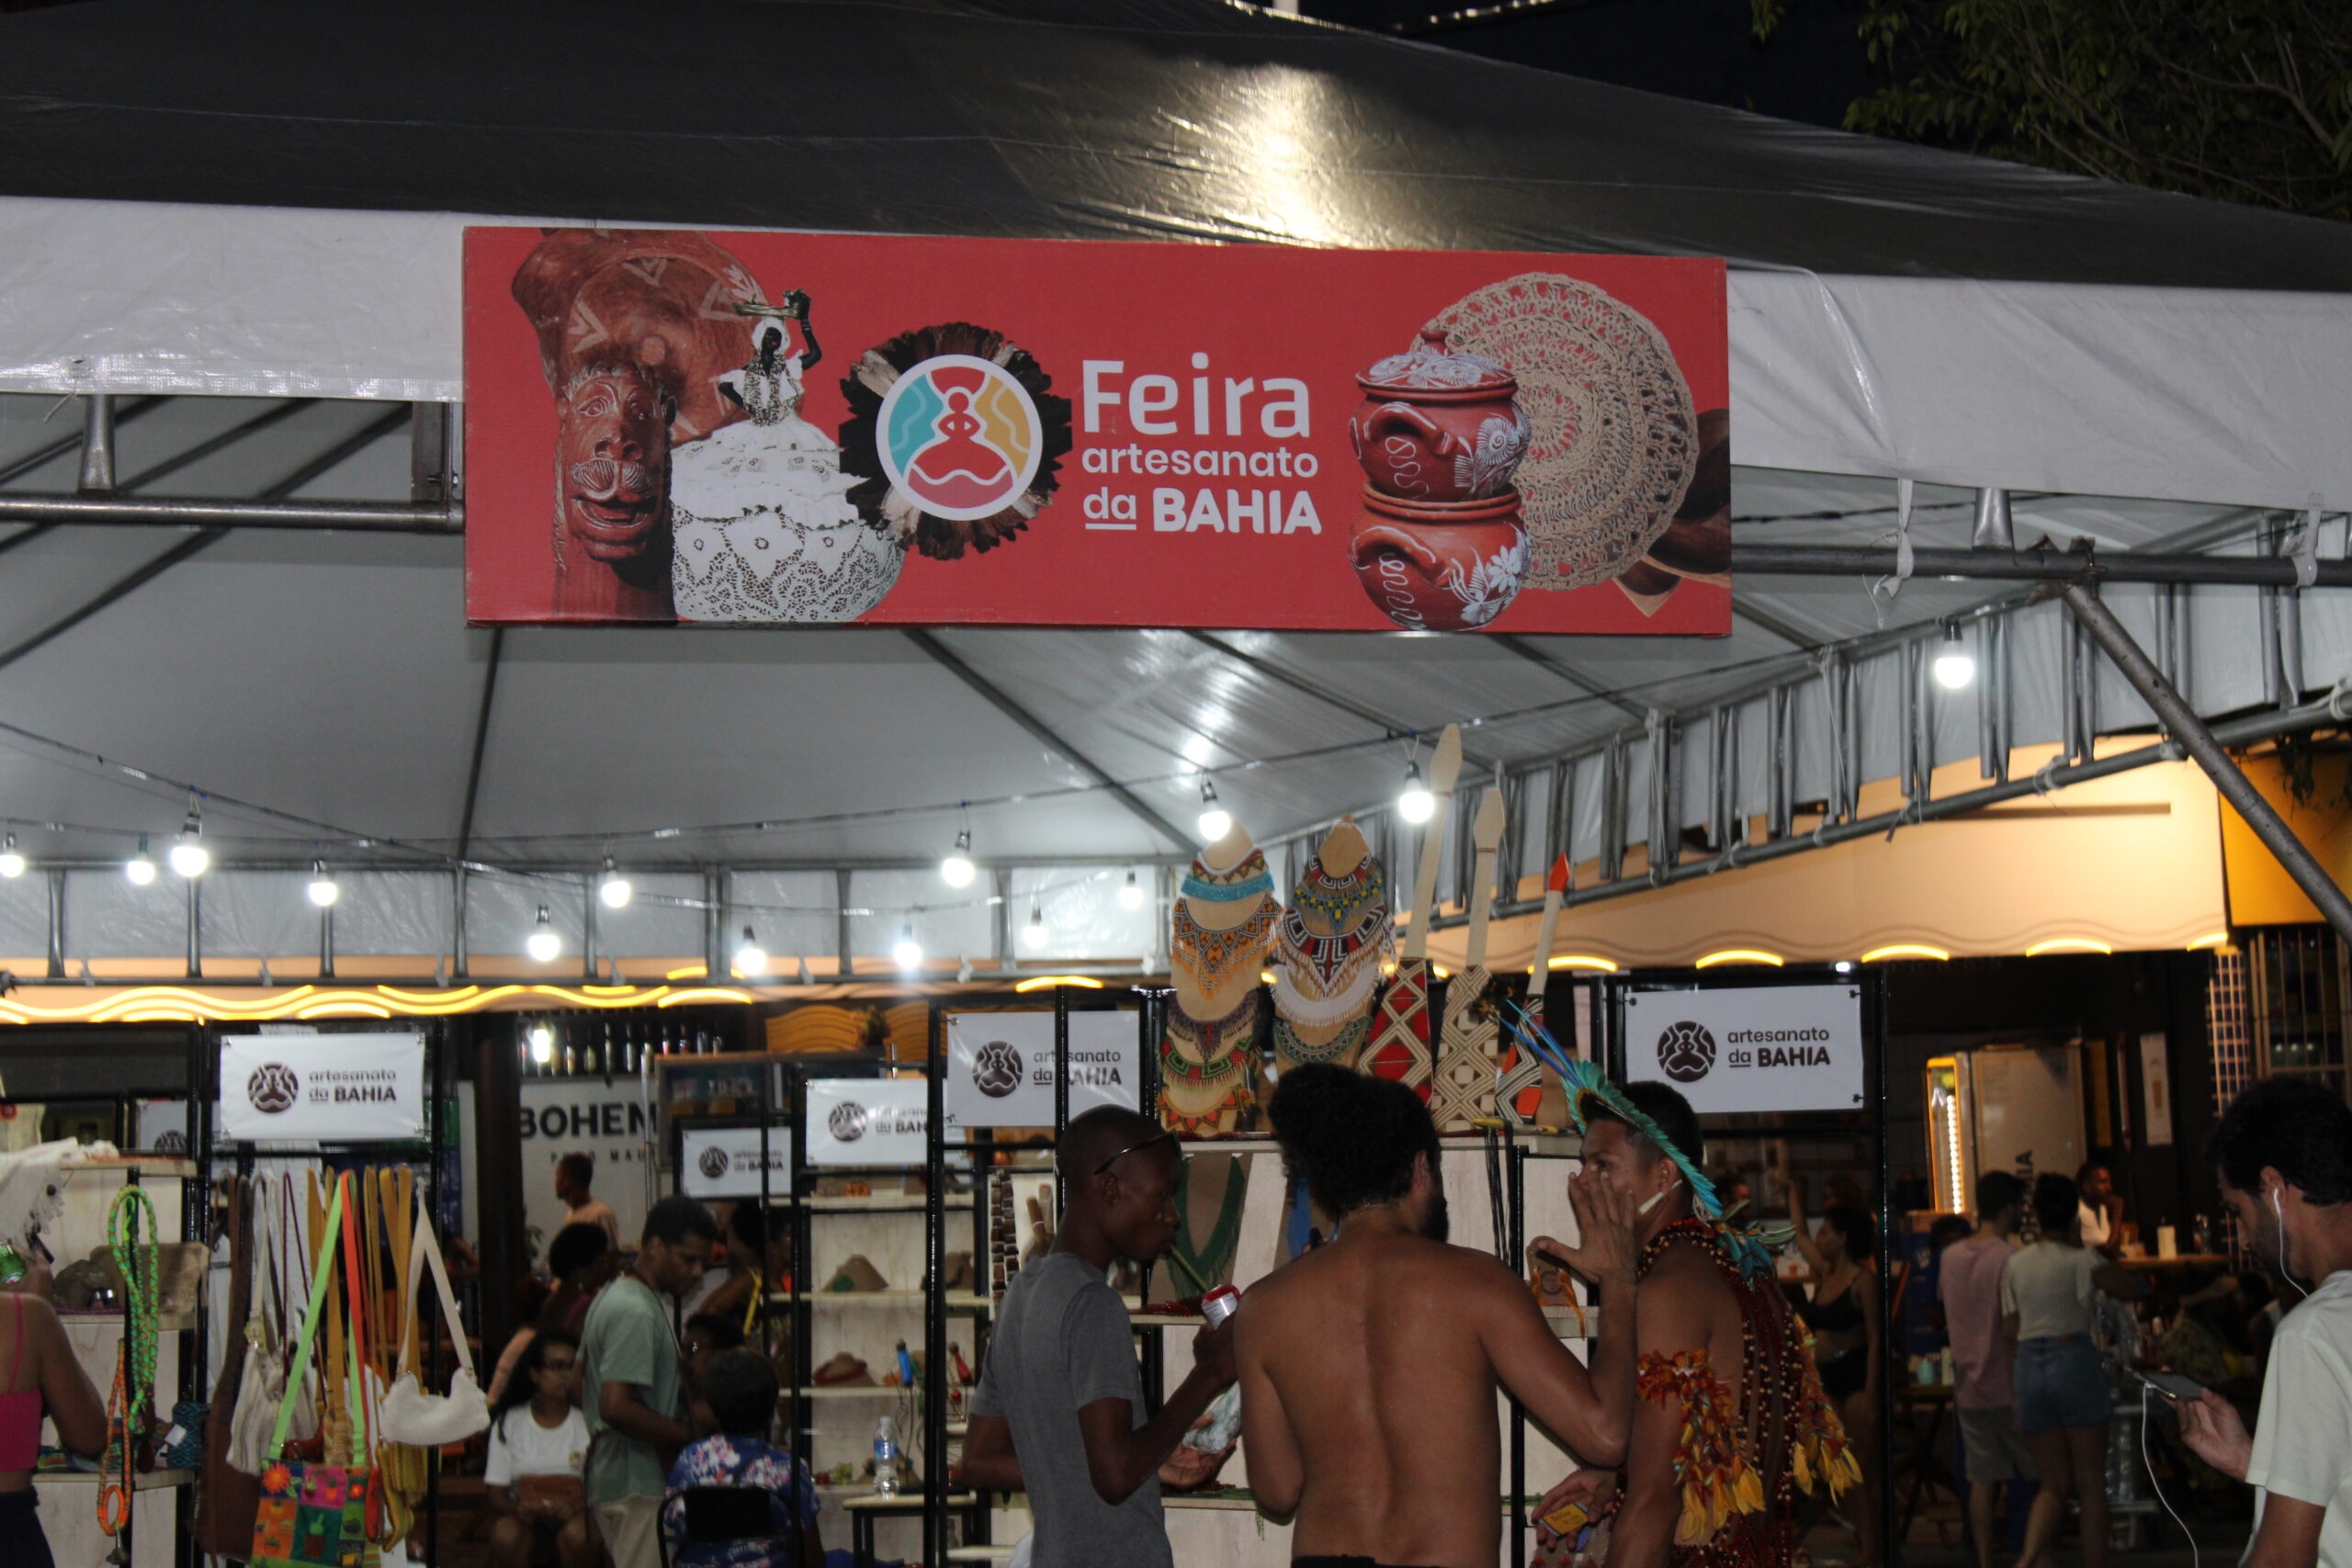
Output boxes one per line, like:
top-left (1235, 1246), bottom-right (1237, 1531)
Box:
top-left (483, 1329), bottom-right (598, 1568)
top-left (664, 1348), bottom-right (821, 1567)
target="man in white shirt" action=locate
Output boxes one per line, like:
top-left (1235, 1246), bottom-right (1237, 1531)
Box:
top-left (2178, 1078), bottom-right (2352, 1568)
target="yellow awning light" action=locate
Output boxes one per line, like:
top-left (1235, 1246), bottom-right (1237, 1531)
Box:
top-left (1261, 970), bottom-right (1279, 986)
top-left (665, 964), bottom-right (709, 980)
top-left (2188, 931), bottom-right (2229, 951)
top-left (1860, 944), bottom-right (1951, 963)
top-left (1012, 976), bottom-right (1106, 992)
top-left (656, 987), bottom-right (753, 1008)
top-left (2026, 937), bottom-right (2114, 957)
top-left (1431, 965), bottom-right (1451, 979)
top-left (1695, 949), bottom-right (1783, 968)
top-left (1544, 954), bottom-right (1619, 972)
top-left (295, 999), bottom-right (392, 1020)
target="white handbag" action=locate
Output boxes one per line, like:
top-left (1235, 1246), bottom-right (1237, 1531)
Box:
top-left (227, 1173), bottom-right (319, 1472)
top-left (378, 1199), bottom-right (490, 1446)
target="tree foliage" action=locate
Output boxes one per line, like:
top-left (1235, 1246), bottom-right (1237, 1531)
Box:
top-left (1757, 0), bottom-right (2352, 220)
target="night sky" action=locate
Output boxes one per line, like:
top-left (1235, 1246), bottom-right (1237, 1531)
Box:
top-left (1302, 0), bottom-right (1884, 130)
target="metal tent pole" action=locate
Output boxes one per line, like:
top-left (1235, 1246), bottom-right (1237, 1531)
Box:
top-left (2060, 583), bottom-right (2352, 942)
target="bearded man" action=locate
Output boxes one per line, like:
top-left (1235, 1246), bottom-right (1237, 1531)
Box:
top-left (1534, 1066), bottom-right (1860, 1568)
top-left (1234, 1063), bottom-right (1640, 1568)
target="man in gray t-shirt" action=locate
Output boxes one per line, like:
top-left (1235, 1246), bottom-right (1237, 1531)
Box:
top-left (963, 1109), bottom-right (1235, 1568)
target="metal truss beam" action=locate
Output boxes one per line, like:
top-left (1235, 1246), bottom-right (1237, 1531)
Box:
top-left (1735, 543), bottom-right (2352, 588)
top-left (1428, 689), bottom-right (2344, 929)
top-left (1489, 635), bottom-right (1646, 719)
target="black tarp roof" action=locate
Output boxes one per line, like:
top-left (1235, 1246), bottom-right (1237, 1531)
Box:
top-left (3, 0), bottom-right (2349, 291)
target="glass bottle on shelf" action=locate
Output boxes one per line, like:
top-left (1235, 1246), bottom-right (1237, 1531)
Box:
top-left (582, 1021), bottom-right (600, 1076)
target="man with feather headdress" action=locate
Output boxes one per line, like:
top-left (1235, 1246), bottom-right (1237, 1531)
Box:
top-left (1528, 1061), bottom-right (1861, 1568)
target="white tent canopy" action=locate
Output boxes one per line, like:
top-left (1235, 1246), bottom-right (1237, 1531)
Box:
top-left (0, 0), bottom-right (2346, 972)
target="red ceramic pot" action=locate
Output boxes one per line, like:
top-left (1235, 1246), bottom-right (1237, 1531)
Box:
top-left (1350, 485), bottom-right (1531, 632)
top-left (1350, 330), bottom-right (1530, 503)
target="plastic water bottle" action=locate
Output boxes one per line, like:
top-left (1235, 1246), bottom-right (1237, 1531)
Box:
top-left (872, 1416), bottom-right (899, 1497)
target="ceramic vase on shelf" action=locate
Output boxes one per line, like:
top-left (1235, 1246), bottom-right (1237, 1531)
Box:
top-left (1347, 330), bottom-right (1533, 628)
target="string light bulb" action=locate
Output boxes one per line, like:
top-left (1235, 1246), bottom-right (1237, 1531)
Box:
top-left (893, 924), bottom-right (923, 972)
top-left (733, 925), bottom-right (767, 976)
top-left (527, 1021), bottom-right (554, 1064)
top-left (941, 828), bottom-right (976, 888)
top-left (1196, 777), bottom-right (1230, 841)
top-left (306, 861), bottom-right (339, 908)
top-left (168, 807), bottom-right (209, 878)
top-left (1118, 870), bottom-right (1145, 911)
top-left (1022, 905), bottom-right (1049, 951)
top-left (1398, 759), bottom-right (1435, 824)
top-left (599, 857), bottom-right (633, 908)
top-left (124, 835), bottom-right (156, 886)
top-left (1932, 623), bottom-right (1977, 691)
top-left (0, 836), bottom-right (21, 880)
top-left (526, 905), bottom-right (561, 963)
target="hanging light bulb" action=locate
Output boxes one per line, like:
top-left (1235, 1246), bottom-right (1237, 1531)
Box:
top-left (599, 857), bottom-right (633, 908)
top-left (1932, 623), bottom-right (1977, 691)
top-left (526, 905), bottom-right (562, 963)
top-left (1117, 869), bottom-right (1145, 911)
top-left (940, 828), bottom-right (976, 888)
top-left (168, 807), bottom-right (209, 878)
top-left (892, 924), bottom-right (924, 971)
top-left (124, 835), bottom-right (157, 886)
top-left (0, 836), bottom-right (22, 880)
top-left (1398, 759), bottom-right (1436, 824)
top-left (527, 1021), bottom-right (554, 1065)
top-left (733, 925), bottom-right (768, 976)
top-left (306, 860), bottom-right (340, 908)
top-left (1196, 777), bottom-right (1230, 841)
top-left (1022, 905), bottom-right (1049, 951)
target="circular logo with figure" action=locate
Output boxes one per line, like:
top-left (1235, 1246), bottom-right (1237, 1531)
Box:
top-left (827, 1100), bottom-right (868, 1144)
top-left (697, 1145), bottom-right (731, 1181)
top-left (247, 1063), bottom-right (301, 1114)
top-left (876, 355), bottom-right (1043, 521)
top-left (1655, 1021), bottom-right (1716, 1083)
top-left (973, 1040), bottom-right (1023, 1100)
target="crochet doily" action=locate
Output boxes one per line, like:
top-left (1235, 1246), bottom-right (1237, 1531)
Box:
top-left (672, 509), bottom-right (901, 622)
top-left (1423, 275), bottom-right (1697, 590)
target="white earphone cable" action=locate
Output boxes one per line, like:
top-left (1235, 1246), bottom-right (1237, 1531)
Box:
top-left (2141, 1384), bottom-right (2199, 1568)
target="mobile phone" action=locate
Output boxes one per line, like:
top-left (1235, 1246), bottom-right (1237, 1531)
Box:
top-left (1544, 1500), bottom-right (1590, 1536)
top-left (2137, 1370), bottom-right (2206, 1403)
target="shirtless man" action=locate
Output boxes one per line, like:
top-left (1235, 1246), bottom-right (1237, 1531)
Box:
top-left (1236, 1064), bottom-right (1640, 1568)
top-left (1537, 1074), bottom-right (1859, 1568)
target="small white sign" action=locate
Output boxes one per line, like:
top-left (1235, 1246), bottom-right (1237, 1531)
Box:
top-left (219, 1032), bottom-right (426, 1142)
top-left (804, 1076), bottom-right (928, 1167)
top-left (680, 1125), bottom-right (795, 1198)
top-left (944, 1010), bottom-right (1142, 1134)
top-left (1624, 985), bottom-right (1864, 1115)
top-left (2139, 1032), bottom-right (2174, 1147)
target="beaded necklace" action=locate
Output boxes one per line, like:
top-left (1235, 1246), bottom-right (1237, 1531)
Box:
top-left (99, 1186), bottom-right (160, 1545)
top-left (1170, 898), bottom-right (1277, 1009)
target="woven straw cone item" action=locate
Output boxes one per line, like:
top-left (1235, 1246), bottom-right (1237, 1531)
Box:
top-left (1423, 275), bottom-right (1697, 590)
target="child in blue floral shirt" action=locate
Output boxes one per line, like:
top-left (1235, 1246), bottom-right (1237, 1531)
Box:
top-left (662, 1349), bottom-right (822, 1567)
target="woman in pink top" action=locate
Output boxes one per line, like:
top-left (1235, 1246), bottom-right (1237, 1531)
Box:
top-left (0, 1258), bottom-right (107, 1565)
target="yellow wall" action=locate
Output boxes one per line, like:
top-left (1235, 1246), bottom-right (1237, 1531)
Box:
top-left (2219, 751), bottom-right (2352, 926)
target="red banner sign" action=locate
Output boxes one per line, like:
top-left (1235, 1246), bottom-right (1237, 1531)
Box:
top-left (463, 229), bottom-right (1726, 634)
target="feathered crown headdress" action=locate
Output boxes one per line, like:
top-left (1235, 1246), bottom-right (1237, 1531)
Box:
top-left (1502, 1007), bottom-right (1789, 1280)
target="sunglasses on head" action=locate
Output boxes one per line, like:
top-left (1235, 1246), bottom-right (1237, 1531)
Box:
top-left (1091, 1129), bottom-right (1178, 1177)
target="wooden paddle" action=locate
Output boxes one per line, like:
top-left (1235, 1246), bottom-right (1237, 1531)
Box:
top-left (1432, 788), bottom-right (1506, 1130)
top-left (1363, 726), bottom-right (1461, 1096)
top-left (1502, 854), bottom-right (1572, 1127)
